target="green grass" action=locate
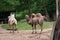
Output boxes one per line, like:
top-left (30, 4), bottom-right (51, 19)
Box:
top-left (3, 19), bottom-right (54, 30)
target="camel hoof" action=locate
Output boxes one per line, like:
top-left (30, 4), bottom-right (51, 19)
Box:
top-left (17, 31), bottom-right (19, 33)
top-left (32, 32), bottom-right (34, 34)
top-left (35, 32), bottom-right (37, 34)
top-left (40, 32), bottom-right (42, 34)
top-left (12, 31), bottom-right (14, 33)
top-left (40, 33), bottom-right (42, 34)
top-left (9, 31), bottom-right (12, 33)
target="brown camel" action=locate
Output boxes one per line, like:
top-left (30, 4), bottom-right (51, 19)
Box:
top-left (25, 13), bottom-right (45, 34)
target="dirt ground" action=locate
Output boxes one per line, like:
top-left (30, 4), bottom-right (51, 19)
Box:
top-left (0, 28), bottom-right (52, 40)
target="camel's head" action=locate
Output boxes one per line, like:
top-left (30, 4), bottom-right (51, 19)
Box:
top-left (25, 15), bottom-right (31, 22)
top-left (25, 15), bottom-right (33, 25)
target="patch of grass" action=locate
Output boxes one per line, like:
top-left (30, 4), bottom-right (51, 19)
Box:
top-left (3, 19), bottom-right (54, 30)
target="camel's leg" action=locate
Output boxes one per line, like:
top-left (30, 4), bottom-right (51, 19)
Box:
top-left (32, 24), bottom-right (34, 34)
top-left (40, 22), bottom-right (43, 34)
top-left (40, 25), bottom-right (43, 34)
top-left (12, 26), bottom-right (14, 33)
top-left (9, 26), bottom-right (12, 33)
top-left (15, 24), bottom-right (19, 33)
top-left (39, 22), bottom-right (43, 34)
top-left (41, 26), bottom-right (43, 32)
top-left (34, 24), bottom-right (37, 34)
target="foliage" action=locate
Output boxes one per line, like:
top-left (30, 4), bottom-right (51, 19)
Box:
top-left (0, 0), bottom-right (56, 20)
top-left (0, 0), bottom-right (20, 11)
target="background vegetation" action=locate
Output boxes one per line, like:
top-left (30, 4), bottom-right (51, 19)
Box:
top-left (0, 0), bottom-right (56, 20)
top-left (3, 19), bottom-right (53, 30)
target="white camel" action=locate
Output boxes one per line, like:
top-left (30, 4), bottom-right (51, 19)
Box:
top-left (8, 14), bottom-right (18, 33)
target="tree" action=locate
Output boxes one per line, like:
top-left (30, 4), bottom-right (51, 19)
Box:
top-left (51, 0), bottom-right (60, 40)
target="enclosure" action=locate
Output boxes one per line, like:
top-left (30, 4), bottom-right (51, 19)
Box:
top-left (0, 0), bottom-right (58, 40)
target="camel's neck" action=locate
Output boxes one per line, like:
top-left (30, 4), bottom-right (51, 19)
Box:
top-left (27, 17), bottom-right (31, 22)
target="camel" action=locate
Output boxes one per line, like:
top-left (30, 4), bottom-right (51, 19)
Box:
top-left (8, 15), bottom-right (18, 33)
top-left (25, 13), bottom-right (45, 34)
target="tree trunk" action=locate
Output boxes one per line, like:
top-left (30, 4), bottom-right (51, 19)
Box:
top-left (51, 0), bottom-right (60, 40)
top-left (56, 0), bottom-right (59, 19)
